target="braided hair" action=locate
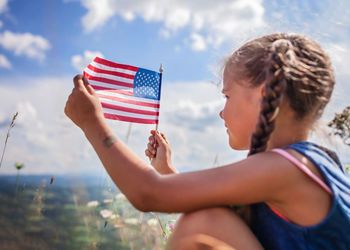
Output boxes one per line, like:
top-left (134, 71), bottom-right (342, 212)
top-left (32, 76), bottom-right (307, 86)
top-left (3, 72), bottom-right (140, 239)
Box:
top-left (226, 33), bottom-right (335, 156)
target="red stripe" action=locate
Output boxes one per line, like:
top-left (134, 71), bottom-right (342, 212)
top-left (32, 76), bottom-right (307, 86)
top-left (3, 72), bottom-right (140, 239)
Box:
top-left (101, 102), bottom-right (159, 116)
top-left (94, 57), bottom-right (139, 72)
top-left (92, 85), bottom-right (133, 96)
top-left (104, 113), bottom-right (158, 124)
top-left (87, 64), bottom-right (135, 79)
top-left (85, 72), bottom-right (133, 88)
top-left (97, 93), bottom-right (160, 108)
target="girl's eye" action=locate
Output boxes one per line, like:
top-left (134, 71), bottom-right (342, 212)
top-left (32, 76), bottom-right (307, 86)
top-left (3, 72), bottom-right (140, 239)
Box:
top-left (223, 95), bottom-right (229, 99)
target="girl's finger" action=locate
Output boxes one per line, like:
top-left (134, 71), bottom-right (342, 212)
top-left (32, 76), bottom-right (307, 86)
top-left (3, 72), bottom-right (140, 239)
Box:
top-left (73, 74), bottom-right (87, 93)
top-left (155, 131), bottom-right (167, 146)
top-left (160, 132), bottom-right (169, 144)
top-left (145, 149), bottom-right (155, 158)
top-left (148, 135), bottom-right (155, 144)
top-left (85, 82), bottom-right (96, 96)
top-left (147, 143), bottom-right (156, 154)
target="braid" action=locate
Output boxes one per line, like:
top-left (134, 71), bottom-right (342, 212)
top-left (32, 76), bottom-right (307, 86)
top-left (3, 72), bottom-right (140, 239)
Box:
top-left (248, 39), bottom-right (293, 156)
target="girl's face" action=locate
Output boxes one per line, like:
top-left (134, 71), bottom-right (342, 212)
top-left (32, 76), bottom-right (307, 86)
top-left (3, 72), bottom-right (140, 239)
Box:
top-left (220, 67), bottom-right (264, 150)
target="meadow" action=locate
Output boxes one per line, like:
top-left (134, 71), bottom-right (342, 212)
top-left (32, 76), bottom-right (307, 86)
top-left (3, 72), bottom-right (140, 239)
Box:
top-left (0, 174), bottom-right (178, 250)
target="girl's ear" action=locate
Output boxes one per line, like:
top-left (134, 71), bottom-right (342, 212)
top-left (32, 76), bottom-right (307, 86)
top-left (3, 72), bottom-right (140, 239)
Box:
top-left (259, 82), bottom-right (266, 101)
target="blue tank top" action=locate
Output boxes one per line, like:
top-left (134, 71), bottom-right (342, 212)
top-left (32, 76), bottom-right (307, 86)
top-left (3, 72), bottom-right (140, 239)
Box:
top-left (250, 141), bottom-right (350, 250)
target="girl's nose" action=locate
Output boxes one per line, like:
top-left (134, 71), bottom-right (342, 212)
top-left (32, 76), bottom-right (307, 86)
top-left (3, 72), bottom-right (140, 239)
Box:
top-left (219, 110), bottom-right (224, 119)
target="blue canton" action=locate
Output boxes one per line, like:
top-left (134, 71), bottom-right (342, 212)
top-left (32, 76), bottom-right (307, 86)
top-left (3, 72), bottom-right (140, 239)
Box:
top-left (133, 68), bottom-right (161, 100)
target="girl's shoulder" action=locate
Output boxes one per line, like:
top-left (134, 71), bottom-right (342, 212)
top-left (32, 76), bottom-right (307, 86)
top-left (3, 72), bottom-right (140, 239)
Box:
top-left (282, 141), bottom-right (348, 178)
top-left (279, 141), bottom-right (350, 214)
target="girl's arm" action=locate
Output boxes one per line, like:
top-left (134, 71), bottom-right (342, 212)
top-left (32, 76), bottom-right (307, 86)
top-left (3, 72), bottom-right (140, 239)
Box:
top-left (65, 75), bottom-right (297, 213)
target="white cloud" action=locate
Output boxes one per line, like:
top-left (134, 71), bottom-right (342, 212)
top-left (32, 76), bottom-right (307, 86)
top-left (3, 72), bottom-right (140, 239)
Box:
top-left (0, 0), bottom-right (8, 13)
top-left (0, 53), bottom-right (11, 69)
top-left (76, 0), bottom-right (265, 50)
top-left (80, 0), bottom-right (116, 33)
top-left (189, 33), bottom-right (207, 51)
top-left (71, 50), bottom-right (104, 72)
top-left (324, 43), bottom-right (350, 78)
top-left (0, 30), bottom-right (51, 61)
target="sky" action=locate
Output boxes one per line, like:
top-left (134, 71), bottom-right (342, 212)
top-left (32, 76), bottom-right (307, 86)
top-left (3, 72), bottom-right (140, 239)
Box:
top-left (0, 0), bottom-right (349, 175)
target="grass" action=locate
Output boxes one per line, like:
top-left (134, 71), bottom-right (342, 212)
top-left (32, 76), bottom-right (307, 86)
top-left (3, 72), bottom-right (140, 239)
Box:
top-left (0, 112), bottom-right (18, 169)
top-left (0, 175), bottom-right (179, 249)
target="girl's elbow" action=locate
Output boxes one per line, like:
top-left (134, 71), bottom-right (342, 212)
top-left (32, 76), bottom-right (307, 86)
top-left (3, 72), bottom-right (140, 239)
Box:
top-left (129, 178), bottom-right (162, 212)
top-left (131, 193), bottom-right (155, 212)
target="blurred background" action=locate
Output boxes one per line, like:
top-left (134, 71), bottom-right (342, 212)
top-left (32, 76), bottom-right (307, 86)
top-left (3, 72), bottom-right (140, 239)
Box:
top-left (0, 0), bottom-right (349, 249)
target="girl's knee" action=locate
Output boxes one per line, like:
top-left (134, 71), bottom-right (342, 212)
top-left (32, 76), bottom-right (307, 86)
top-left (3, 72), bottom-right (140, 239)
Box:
top-left (174, 207), bottom-right (231, 234)
top-left (167, 207), bottom-right (262, 250)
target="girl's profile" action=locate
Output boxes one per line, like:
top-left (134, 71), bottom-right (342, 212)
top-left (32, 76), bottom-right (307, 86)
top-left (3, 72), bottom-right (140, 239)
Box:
top-left (65, 33), bottom-right (350, 249)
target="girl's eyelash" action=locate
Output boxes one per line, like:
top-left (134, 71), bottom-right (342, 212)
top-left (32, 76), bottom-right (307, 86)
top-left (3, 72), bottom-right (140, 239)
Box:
top-left (222, 95), bottom-right (229, 99)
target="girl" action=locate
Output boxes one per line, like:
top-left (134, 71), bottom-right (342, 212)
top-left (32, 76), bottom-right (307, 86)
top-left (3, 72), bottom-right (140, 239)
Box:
top-left (65, 33), bottom-right (350, 249)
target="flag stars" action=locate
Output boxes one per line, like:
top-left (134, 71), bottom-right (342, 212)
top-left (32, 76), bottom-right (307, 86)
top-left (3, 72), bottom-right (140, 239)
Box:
top-left (134, 68), bottom-right (161, 100)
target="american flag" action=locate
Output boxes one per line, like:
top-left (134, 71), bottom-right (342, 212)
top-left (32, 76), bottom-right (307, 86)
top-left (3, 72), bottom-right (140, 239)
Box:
top-left (83, 57), bottom-right (162, 124)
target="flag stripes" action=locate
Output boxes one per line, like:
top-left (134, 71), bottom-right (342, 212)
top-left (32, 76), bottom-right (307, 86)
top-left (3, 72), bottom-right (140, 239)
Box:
top-left (84, 68), bottom-right (134, 86)
top-left (101, 102), bottom-right (159, 116)
top-left (104, 113), bottom-right (157, 124)
top-left (87, 64), bottom-right (135, 79)
top-left (89, 84), bottom-right (133, 94)
top-left (94, 57), bottom-right (139, 72)
top-left (90, 60), bottom-right (137, 75)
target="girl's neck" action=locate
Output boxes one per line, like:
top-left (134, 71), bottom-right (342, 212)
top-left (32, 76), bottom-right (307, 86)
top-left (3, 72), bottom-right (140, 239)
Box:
top-left (266, 111), bottom-right (312, 151)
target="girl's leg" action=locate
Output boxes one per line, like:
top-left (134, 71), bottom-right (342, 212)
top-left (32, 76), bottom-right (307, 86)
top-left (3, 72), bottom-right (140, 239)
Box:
top-left (167, 207), bottom-right (263, 250)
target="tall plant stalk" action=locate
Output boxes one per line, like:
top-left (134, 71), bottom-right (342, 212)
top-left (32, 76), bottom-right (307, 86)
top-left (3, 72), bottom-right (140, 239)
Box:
top-left (15, 162), bottom-right (24, 196)
top-left (0, 112), bottom-right (18, 169)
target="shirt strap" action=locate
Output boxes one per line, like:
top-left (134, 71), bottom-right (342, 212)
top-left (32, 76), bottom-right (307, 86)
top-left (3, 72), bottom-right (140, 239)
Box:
top-left (271, 148), bottom-right (333, 195)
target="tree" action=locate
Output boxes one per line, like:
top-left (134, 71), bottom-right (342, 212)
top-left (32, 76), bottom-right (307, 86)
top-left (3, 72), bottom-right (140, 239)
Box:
top-left (328, 106), bottom-right (350, 146)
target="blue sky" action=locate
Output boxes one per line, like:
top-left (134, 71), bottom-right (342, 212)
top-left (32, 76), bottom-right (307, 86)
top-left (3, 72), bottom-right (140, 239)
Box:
top-left (0, 0), bottom-right (349, 175)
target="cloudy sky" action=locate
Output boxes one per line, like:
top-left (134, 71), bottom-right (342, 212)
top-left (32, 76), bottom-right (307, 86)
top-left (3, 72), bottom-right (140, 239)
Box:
top-left (0, 0), bottom-right (349, 175)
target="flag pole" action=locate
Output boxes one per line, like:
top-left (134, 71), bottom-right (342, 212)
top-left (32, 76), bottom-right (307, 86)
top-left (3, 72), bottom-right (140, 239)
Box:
top-left (156, 63), bottom-right (163, 132)
top-left (148, 64), bottom-right (166, 232)
top-left (142, 64), bottom-right (163, 224)
top-left (149, 63), bottom-right (163, 160)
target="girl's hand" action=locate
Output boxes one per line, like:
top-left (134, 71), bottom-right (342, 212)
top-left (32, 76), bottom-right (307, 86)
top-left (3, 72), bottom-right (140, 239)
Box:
top-left (145, 130), bottom-right (178, 174)
top-left (64, 75), bottom-right (105, 131)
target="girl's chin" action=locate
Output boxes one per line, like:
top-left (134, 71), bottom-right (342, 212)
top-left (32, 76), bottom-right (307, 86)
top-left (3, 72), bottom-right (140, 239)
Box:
top-left (228, 138), bottom-right (249, 150)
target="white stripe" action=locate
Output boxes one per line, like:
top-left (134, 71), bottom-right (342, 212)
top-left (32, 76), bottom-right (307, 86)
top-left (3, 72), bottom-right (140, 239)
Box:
top-left (84, 68), bottom-right (134, 84)
top-left (91, 61), bottom-right (137, 76)
top-left (89, 80), bottom-right (133, 92)
top-left (96, 90), bottom-right (160, 105)
top-left (100, 98), bottom-right (159, 112)
top-left (103, 108), bottom-right (159, 120)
